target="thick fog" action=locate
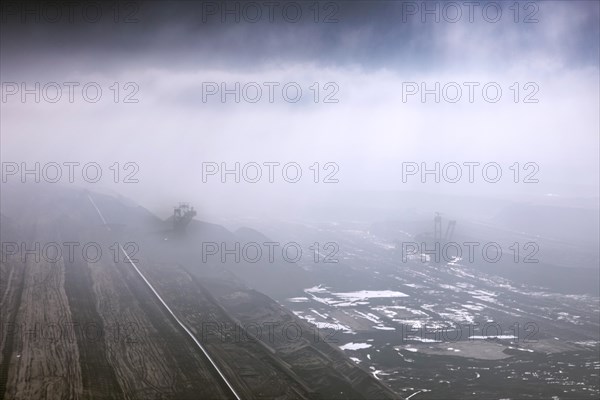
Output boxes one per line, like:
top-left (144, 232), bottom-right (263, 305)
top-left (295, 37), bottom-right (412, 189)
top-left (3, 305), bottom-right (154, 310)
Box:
top-left (1, 0), bottom-right (598, 222)
top-left (2, 3), bottom-right (600, 399)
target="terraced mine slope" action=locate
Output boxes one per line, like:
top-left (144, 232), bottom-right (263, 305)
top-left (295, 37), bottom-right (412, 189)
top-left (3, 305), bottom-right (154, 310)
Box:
top-left (0, 184), bottom-right (398, 399)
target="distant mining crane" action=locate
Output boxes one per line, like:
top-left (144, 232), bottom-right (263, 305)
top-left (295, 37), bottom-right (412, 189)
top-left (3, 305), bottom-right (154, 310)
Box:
top-left (434, 212), bottom-right (442, 243)
top-left (173, 202), bottom-right (196, 233)
top-left (434, 212), bottom-right (457, 244)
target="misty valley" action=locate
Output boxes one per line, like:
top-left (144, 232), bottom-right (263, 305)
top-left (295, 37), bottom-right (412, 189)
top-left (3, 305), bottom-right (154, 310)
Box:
top-left (1, 184), bottom-right (598, 399)
top-left (1, 0), bottom-right (599, 399)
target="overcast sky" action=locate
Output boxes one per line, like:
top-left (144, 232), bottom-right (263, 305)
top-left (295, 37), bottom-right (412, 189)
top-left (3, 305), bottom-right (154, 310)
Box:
top-left (1, 0), bottom-right (599, 220)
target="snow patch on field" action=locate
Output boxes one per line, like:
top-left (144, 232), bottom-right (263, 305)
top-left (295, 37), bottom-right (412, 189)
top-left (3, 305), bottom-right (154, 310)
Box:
top-left (340, 342), bottom-right (372, 350)
top-left (373, 325), bottom-right (396, 331)
top-left (332, 290), bottom-right (409, 302)
top-left (469, 335), bottom-right (517, 340)
top-left (287, 297), bottom-right (309, 303)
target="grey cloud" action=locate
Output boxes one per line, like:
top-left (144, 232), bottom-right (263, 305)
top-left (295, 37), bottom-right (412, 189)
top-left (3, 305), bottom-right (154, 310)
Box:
top-left (1, 0), bottom-right (598, 75)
